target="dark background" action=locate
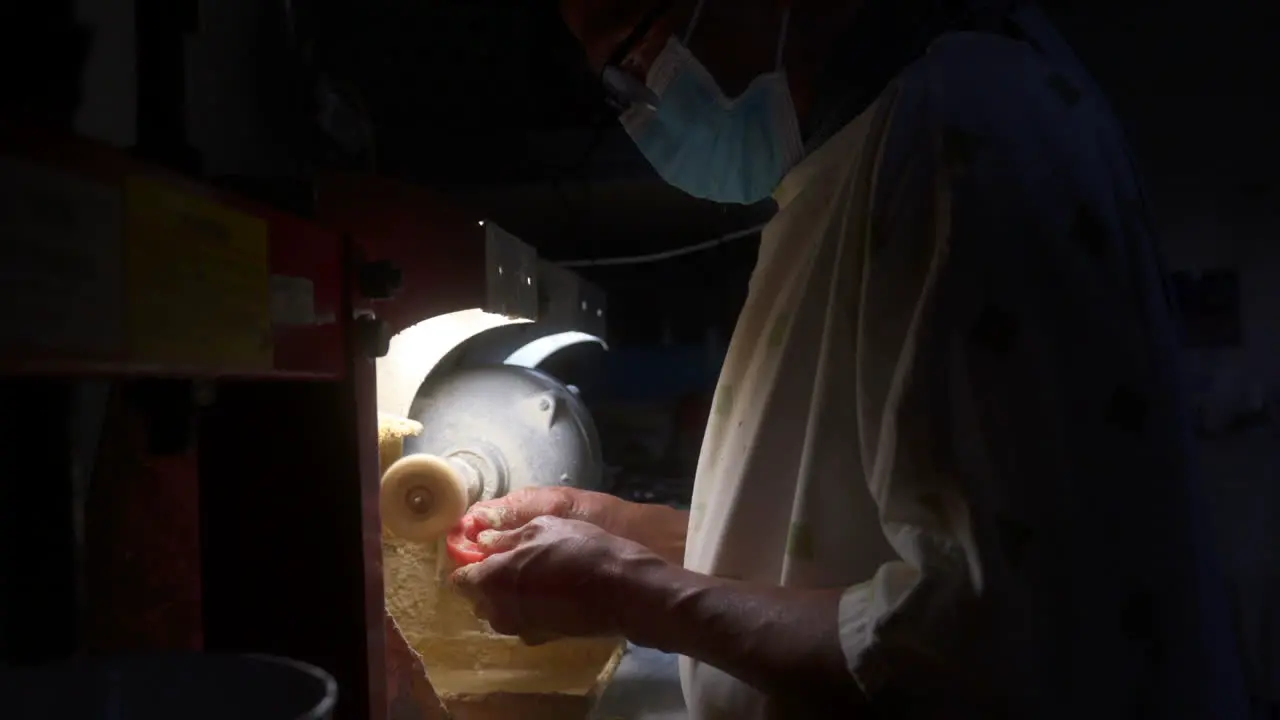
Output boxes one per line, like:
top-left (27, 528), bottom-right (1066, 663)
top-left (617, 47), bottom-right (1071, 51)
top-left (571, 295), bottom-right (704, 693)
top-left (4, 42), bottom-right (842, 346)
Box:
top-left (4, 0), bottom-right (1279, 708)
top-left (19, 0), bottom-right (1277, 348)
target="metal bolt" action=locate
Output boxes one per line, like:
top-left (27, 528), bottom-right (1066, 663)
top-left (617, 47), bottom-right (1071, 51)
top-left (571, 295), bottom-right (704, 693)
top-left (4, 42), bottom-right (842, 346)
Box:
top-left (538, 398), bottom-right (551, 412)
top-left (406, 486), bottom-right (434, 515)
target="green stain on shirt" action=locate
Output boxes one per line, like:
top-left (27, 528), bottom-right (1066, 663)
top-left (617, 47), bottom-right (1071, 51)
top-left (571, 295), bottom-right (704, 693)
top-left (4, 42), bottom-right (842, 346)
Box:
top-left (941, 126), bottom-right (984, 177)
top-left (767, 312), bottom-right (789, 349)
top-left (1045, 71), bottom-right (1082, 107)
top-left (690, 502), bottom-right (706, 532)
top-left (714, 384), bottom-right (735, 418)
top-left (787, 522), bottom-right (816, 561)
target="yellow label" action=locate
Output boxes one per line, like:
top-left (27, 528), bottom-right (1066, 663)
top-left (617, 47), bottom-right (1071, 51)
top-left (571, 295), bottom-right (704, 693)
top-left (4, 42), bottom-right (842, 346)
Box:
top-left (125, 178), bottom-right (272, 370)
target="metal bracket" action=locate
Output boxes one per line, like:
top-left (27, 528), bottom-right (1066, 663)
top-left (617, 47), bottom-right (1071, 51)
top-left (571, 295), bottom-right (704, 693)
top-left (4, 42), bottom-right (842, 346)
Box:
top-left (538, 260), bottom-right (607, 340)
top-left (484, 223), bottom-right (539, 320)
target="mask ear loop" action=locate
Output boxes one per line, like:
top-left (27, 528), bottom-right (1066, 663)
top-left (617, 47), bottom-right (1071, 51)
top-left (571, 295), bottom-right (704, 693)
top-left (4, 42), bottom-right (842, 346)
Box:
top-left (770, 5), bottom-right (804, 174)
top-left (774, 6), bottom-right (791, 70)
top-left (683, 0), bottom-right (708, 44)
top-left (601, 0), bottom-right (676, 111)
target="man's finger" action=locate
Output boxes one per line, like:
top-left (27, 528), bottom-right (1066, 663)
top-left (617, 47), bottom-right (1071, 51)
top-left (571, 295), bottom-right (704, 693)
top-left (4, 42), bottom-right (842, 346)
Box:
top-left (451, 557), bottom-right (496, 598)
top-left (476, 527), bottom-right (527, 553)
top-left (467, 503), bottom-right (517, 531)
top-left (470, 596), bottom-right (495, 622)
top-left (451, 565), bottom-right (479, 597)
top-left (468, 488), bottom-right (546, 530)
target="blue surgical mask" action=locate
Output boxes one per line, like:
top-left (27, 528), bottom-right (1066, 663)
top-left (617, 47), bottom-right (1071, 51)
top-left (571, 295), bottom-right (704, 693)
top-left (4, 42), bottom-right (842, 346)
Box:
top-left (618, 3), bottom-right (803, 205)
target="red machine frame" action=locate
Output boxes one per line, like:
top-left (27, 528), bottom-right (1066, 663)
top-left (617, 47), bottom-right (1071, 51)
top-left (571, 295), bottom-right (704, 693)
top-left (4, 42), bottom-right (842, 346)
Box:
top-left (0, 119), bottom-right (513, 720)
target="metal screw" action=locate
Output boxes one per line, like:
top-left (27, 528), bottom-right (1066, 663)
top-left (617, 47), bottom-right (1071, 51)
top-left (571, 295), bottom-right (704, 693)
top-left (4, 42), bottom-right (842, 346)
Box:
top-left (406, 486), bottom-right (434, 515)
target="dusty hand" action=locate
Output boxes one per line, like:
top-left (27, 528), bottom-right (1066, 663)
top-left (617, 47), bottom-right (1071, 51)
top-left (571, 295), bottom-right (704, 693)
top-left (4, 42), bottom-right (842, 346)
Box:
top-left (446, 487), bottom-right (627, 567)
top-left (450, 515), bottom-right (661, 645)
top-left (464, 486), bottom-right (689, 565)
top-left (466, 486), bottom-right (628, 536)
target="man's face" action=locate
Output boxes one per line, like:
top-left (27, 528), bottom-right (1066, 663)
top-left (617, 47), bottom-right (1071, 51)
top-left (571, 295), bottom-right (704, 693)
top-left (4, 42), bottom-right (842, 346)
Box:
top-left (559, 0), bottom-right (686, 75)
top-left (560, 0), bottom-right (787, 99)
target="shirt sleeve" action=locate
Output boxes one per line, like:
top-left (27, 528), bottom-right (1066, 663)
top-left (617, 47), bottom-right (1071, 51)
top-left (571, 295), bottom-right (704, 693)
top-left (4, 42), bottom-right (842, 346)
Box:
top-left (834, 46), bottom-right (1126, 703)
top-left (834, 82), bottom-right (989, 701)
top-left (831, 27), bottom-right (1249, 718)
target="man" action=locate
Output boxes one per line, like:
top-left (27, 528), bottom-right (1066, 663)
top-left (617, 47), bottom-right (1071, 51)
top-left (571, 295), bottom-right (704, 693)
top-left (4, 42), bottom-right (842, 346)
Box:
top-left (453, 0), bottom-right (1250, 717)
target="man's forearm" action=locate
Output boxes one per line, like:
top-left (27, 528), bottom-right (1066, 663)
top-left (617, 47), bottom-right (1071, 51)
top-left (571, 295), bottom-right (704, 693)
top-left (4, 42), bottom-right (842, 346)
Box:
top-left (614, 502), bottom-right (688, 565)
top-left (613, 559), bottom-right (866, 709)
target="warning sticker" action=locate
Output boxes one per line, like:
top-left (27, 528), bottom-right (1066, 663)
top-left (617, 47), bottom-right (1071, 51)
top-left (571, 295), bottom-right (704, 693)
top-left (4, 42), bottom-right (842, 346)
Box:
top-left (270, 275), bottom-right (318, 327)
top-left (124, 178), bottom-right (272, 370)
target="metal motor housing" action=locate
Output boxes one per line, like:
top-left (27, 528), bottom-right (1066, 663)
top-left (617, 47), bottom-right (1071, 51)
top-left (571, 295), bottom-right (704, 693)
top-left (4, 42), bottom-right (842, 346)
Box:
top-left (402, 364), bottom-right (604, 500)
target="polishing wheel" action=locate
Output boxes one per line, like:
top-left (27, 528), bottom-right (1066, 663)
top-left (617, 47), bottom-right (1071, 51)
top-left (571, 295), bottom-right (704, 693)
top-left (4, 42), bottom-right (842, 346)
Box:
top-left (380, 454), bottom-right (481, 543)
top-left (379, 365), bottom-right (604, 543)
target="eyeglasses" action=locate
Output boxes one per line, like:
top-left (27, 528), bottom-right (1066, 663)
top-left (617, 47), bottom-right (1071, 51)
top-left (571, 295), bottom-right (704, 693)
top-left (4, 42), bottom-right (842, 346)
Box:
top-left (599, 0), bottom-right (674, 112)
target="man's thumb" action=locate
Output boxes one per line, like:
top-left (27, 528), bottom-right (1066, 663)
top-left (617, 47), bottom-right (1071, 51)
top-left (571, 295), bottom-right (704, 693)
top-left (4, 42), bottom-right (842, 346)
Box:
top-left (476, 528), bottom-right (523, 553)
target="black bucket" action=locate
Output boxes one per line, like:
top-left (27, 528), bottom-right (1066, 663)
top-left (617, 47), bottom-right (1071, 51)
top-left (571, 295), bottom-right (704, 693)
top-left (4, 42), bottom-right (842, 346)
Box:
top-left (0, 653), bottom-right (337, 720)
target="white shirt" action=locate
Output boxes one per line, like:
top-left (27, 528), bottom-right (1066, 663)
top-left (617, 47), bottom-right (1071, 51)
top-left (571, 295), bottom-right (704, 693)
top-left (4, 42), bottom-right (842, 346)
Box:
top-left (680, 6), bottom-right (1248, 719)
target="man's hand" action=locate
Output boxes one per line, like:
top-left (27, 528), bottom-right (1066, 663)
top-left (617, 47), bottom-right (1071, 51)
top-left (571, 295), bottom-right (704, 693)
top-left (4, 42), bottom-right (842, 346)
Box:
top-left (466, 487), bottom-right (689, 564)
top-left (450, 515), bottom-right (663, 645)
top-left (466, 486), bottom-right (621, 534)
top-left (452, 514), bottom-right (863, 709)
